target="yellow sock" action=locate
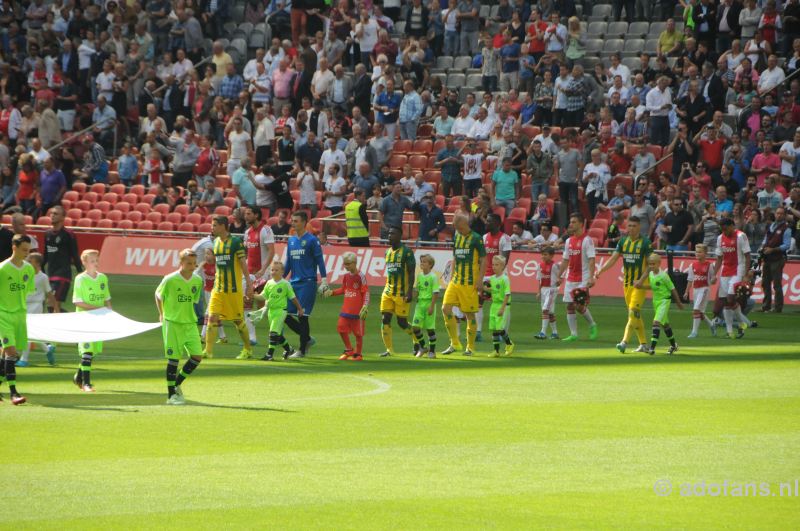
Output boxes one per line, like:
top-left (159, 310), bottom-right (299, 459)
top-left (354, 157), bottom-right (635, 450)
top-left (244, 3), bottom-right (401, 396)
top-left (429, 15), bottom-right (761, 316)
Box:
top-left (634, 316), bottom-right (646, 345)
top-left (443, 313), bottom-right (462, 349)
top-left (381, 324), bottom-right (394, 353)
top-left (205, 321), bottom-right (218, 355)
top-left (623, 316), bottom-right (634, 344)
top-left (466, 318), bottom-right (477, 351)
top-left (402, 326), bottom-right (415, 347)
top-left (235, 320), bottom-right (251, 351)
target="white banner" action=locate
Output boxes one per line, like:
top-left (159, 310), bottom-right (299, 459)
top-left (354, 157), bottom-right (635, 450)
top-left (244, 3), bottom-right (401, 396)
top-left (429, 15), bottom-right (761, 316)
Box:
top-left (27, 309), bottom-right (160, 344)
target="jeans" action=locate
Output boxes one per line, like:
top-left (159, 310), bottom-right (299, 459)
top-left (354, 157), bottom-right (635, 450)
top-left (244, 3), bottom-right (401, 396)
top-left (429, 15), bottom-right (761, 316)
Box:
top-left (558, 181), bottom-right (578, 217)
top-left (482, 75), bottom-right (498, 93)
top-left (383, 122), bottom-right (397, 144)
top-left (496, 199), bottom-right (515, 216)
top-left (459, 30), bottom-right (479, 56)
top-left (399, 120), bottom-right (418, 140)
top-left (761, 257), bottom-right (785, 311)
top-left (444, 30), bottom-right (459, 55)
top-left (531, 181), bottom-right (549, 202)
top-left (499, 71), bottom-right (519, 91)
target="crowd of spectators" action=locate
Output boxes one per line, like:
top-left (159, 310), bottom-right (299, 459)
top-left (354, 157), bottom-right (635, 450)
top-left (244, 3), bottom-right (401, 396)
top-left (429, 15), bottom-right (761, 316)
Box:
top-left (0, 0), bottom-right (797, 259)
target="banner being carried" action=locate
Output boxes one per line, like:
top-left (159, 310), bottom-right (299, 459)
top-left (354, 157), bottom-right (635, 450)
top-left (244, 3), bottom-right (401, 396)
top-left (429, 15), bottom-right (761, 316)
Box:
top-left (27, 308), bottom-right (160, 344)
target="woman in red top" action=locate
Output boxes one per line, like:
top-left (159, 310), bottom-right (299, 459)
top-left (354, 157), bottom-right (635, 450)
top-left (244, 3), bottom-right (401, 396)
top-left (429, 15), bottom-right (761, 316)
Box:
top-left (194, 134), bottom-right (219, 181)
top-left (16, 154), bottom-right (39, 214)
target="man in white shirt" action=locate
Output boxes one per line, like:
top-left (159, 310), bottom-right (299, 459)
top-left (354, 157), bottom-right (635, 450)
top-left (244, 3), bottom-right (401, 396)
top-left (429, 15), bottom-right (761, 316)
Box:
top-left (645, 76), bottom-right (673, 146)
top-left (250, 62), bottom-right (271, 105)
top-left (264, 40), bottom-right (285, 77)
top-left (171, 49), bottom-right (194, 83)
top-left (533, 126), bottom-right (559, 156)
top-left (468, 107), bottom-right (494, 139)
top-left (311, 57), bottom-right (335, 104)
top-left (227, 116), bottom-right (253, 176)
top-left (606, 75), bottom-right (630, 105)
top-left (323, 171), bottom-right (347, 213)
top-left (243, 48), bottom-right (267, 82)
top-left (543, 12), bottom-right (567, 54)
top-left (253, 108), bottom-right (275, 167)
top-left (319, 137), bottom-right (347, 181)
top-left (779, 127), bottom-right (800, 180)
top-left (607, 53), bottom-right (631, 87)
top-left (758, 54), bottom-right (786, 94)
top-left (451, 105), bottom-right (475, 138)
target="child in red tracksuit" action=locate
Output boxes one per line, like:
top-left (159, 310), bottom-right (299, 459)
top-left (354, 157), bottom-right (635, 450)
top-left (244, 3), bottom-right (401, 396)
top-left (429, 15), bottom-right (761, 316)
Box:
top-left (326, 252), bottom-right (370, 361)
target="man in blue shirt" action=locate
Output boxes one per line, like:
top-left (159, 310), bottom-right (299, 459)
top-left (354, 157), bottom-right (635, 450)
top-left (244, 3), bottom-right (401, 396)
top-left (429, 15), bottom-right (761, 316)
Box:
top-left (413, 192), bottom-right (446, 242)
top-left (374, 79), bottom-right (401, 144)
top-left (713, 186), bottom-right (734, 215)
top-left (220, 63), bottom-right (244, 101)
top-left (283, 211), bottom-right (328, 358)
top-left (499, 31), bottom-right (520, 92)
top-left (398, 80), bottom-right (423, 140)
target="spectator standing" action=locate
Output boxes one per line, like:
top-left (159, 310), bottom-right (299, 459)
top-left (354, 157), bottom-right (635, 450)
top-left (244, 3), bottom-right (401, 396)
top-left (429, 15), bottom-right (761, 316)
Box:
top-left (398, 81), bottom-right (423, 140)
top-left (527, 140), bottom-right (554, 201)
top-left (413, 191), bottom-right (446, 242)
top-left (435, 135), bottom-right (463, 197)
top-left (554, 137), bottom-right (583, 221)
top-left (761, 207), bottom-right (791, 312)
top-left (379, 182), bottom-right (413, 240)
top-left (456, 0), bottom-right (481, 56)
top-left (374, 79), bottom-right (401, 142)
top-left (582, 149), bottom-right (612, 218)
top-left (663, 198), bottom-right (695, 251)
top-left (492, 158), bottom-right (521, 215)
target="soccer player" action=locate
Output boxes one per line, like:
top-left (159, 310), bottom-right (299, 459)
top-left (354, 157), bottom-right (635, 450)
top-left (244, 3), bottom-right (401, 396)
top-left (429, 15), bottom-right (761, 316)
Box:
top-left (327, 252), bottom-right (370, 361)
top-left (0, 235), bottom-right (34, 404)
top-left (482, 255), bottom-right (514, 357)
top-left (205, 216), bottom-right (254, 359)
top-left (442, 213), bottom-right (487, 356)
top-left (379, 226), bottom-right (418, 357)
top-left (685, 244), bottom-right (716, 338)
top-left (72, 249), bottom-right (112, 392)
top-left (535, 247), bottom-right (560, 339)
top-left (243, 205), bottom-right (276, 344)
top-left (714, 217), bottom-right (751, 339)
top-left (411, 254), bottom-right (440, 358)
top-left (18, 252), bottom-right (56, 366)
top-left (478, 213), bottom-right (512, 340)
top-left (252, 261), bottom-right (303, 361)
top-left (283, 211), bottom-right (328, 359)
top-left (155, 249), bottom-right (205, 405)
top-left (594, 215), bottom-right (652, 353)
top-left (636, 254), bottom-right (684, 355)
top-left (559, 214), bottom-right (598, 342)
top-left (43, 206), bottom-right (82, 312)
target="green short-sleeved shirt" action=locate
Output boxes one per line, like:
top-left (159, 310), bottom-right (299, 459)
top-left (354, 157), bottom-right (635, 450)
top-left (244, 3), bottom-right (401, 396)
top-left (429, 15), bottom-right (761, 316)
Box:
top-left (416, 272), bottom-right (440, 301)
top-left (261, 278), bottom-right (296, 312)
top-left (384, 245), bottom-right (416, 297)
top-left (213, 235), bottom-right (246, 293)
top-left (452, 231), bottom-right (487, 286)
top-left (0, 259), bottom-right (35, 313)
top-left (157, 271), bottom-right (203, 323)
top-left (649, 270), bottom-right (675, 302)
top-left (615, 236), bottom-right (653, 287)
top-left (73, 272), bottom-right (111, 310)
top-left (488, 273), bottom-right (511, 305)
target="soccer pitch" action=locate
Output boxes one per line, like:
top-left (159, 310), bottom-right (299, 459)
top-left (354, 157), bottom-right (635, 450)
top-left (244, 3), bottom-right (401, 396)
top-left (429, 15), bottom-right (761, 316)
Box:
top-left (4, 274), bottom-right (799, 529)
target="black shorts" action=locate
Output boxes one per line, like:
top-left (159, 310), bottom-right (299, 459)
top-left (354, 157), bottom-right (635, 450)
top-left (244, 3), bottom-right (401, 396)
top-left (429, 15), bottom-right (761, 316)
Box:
top-left (50, 278), bottom-right (71, 303)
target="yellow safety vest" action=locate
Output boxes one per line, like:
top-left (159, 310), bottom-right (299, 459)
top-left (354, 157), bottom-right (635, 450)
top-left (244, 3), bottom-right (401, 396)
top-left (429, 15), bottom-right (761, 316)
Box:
top-left (345, 200), bottom-right (369, 239)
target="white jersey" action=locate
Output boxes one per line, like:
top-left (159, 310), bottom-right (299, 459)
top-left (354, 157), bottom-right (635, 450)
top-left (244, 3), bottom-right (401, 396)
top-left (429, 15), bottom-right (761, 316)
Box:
top-left (26, 270), bottom-right (52, 314)
top-left (463, 153), bottom-right (483, 181)
top-left (716, 231), bottom-right (750, 279)
top-left (564, 234), bottom-right (596, 285)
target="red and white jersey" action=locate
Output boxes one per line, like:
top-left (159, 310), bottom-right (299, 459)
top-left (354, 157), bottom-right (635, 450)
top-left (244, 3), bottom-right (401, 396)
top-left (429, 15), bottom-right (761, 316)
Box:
top-left (483, 231), bottom-right (512, 265)
top-left (564, 234), bottom-right (596, 283)
top-left (244, 222), bottom-right (276, 275)
top-left (687, 260), bottom-right (714, 289)
top-left (332, 272), bottom-right (370, 319)
top-left (537, 261), bottom-right (560, 288)
top-left (202, 262), bottom-right (216, 292)
top-left (716, 230), bottom-right (750, 277)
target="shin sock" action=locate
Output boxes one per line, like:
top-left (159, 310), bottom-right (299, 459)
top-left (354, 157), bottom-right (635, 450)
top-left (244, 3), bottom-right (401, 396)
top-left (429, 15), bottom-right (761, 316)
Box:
top-left (166, 359), bottom-right (178, 396)
top-left (175, 358), bottom-right (200, 386)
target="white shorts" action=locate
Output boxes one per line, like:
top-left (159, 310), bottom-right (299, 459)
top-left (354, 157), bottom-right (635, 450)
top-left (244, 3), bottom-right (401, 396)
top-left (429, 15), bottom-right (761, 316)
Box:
top-left (562, 281), bottom-right (586, 303)
top-left (692, 287), bottom-right (710, 312)
top-left (719, 276), bottom-right (741, 298)
top-left (541, 287), bottom-right (557, 313)
top-left (452, 306), bottom-right (465, 319)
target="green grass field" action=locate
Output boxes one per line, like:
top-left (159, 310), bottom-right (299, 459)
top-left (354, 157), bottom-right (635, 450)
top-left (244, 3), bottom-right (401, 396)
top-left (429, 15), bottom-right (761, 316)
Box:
top-left (4, 274), bottom-right (799, 529)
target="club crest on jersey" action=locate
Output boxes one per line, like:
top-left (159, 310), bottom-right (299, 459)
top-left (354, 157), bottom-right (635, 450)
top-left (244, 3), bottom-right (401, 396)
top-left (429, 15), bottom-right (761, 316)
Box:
top-left (167, 348), bottom-right (174, 355)
top-left (192, 286), bottom-right (197, 293)
top-left (23, 274), bottom-right (29, 281)
top-left (101, 283), bottom-right (106, 290)
top-left (277, 287), bottom-right (283, 293)
top-left (301, 240), bottom-right (307, 247)
top-left (83, 343), bottom-right (90, 348)
top-left (2, 337), bottom-right (7, 344)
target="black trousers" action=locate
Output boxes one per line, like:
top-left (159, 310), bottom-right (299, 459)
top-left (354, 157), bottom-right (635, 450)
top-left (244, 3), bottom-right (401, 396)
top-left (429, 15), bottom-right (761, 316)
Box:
top-left (649, 116), bottom-right (670, 147)
top-left (761, 257), bottom-right (785, 311)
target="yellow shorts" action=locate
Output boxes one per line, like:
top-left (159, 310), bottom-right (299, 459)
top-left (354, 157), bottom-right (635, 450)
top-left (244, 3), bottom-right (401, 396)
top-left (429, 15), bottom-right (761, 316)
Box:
top-left (624, 285), bottom-right (646, 313)
top-left (380, 293), bottom-right (410, 317)
top-left (208, 291), bottom-right (244, 321)
top-left (443, 282), bottom-right (480, 314)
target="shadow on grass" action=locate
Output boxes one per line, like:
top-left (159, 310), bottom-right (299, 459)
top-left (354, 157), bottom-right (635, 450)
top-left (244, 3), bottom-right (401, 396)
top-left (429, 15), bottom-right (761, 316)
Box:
top-left (30, 389), bottom-right (291, 412)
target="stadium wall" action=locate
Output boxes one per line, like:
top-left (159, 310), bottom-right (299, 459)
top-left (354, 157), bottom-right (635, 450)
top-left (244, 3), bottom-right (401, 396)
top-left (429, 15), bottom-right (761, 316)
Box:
top-left (27, 232), bottom-right (800, 306)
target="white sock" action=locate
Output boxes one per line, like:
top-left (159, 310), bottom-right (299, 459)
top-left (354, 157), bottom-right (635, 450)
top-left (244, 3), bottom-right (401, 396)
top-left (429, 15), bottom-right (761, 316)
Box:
top-left (218, 324), bottom-right (227, 339)
top-left (245, 317), bottom-right (256, 343)
top-left (735, 306), bottom-right (751, 326)
top-left (541, 318), bottom-right (549, 334)
top-left (201, 323), bottom-right (208, 338)
top-left (581, 308), bottom-right (595, 326)
top-left (549, 317), bottom-right (558, 335)
top-left (691, 317), bottom-right (700, 335)
top-left (703, 314), bottom-right (714, 328)
top-left (567, 313), bottom-right (578, 336)
top-left (723, 308), bottom-right (734, 335)
top-left (20, 344), bottom-right (31, 362)
top-left (476, 307), bottom-right (483, 333)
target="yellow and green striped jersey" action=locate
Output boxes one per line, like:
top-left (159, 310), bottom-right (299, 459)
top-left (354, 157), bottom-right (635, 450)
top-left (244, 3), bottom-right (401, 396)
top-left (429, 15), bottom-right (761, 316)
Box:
top-left (213, 235), bottom-right (246, 293)
top-left (452, 231), bottom-right (486, 286)
top-left (384, 245), bottom-right (415, 297)
top-left (615, 235), bottom-right (653, 287)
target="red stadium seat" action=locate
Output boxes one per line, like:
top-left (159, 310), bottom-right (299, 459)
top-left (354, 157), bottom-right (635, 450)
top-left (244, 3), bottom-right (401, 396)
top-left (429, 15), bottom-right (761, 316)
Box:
top-left (590, 218), bottom-right (609, 232)
top-left (197, 223), bottom-right (212, 233)
top-left (594, 209), bottom-right (612, 224)
top-left (213, 206), bottom-right (231, 216)
top-left (107, 211), bottom-right (123, 222)
top-left (122, 193), bottom-right (138, 204)
top-left (109, 184), bottom-right (126, 195)
top-left (433, 139), bottom-right (446, 153)
top-left (389, 154), bottom-right (407, 168)
top-left (153, 203), bottom-right (171, 216)
top-left (86, 210), bottom-right (103, 222)
top-left (116, 219), bottom-right (134, 229)
top-left (223, 197), bottom-right (237, 209)
top-left (76, 218), bottom-right (94, 227)
top-left (114, 202), bottom-right (131, 213)
top-left (61, 199), bottom-right (72, 210)
top-left (130, 184), bottom-right (146, 197)
top-left (90, 183), bottom-right (106, 195)
top-left (416, 123), bottom-right (433, 138)
top-left (146, 212), bottom-right (162, 223)
top-left (185, 213), bottom-right (202, 226)
top-left (63, 190), bottom-right (80, 203)
top-left (134, 203), bottom-right (151, 214)
top-left (83, 191), bottom-right (99, 204)
top-left (165, 212), bottom-right (182, 225)
top-left (508, 207), bottom-right (527, 221)
top-left (491, 206), bottom-right (505, 221)
top-left (548, 185), bottom-right (560, 200)
top-left (157, 221), bottom-right (174, 231)
top-left (177, 222), bottom-right (195, 232)
top-left (135, 220), bottom-right (153, 230)
top-left (174, 204), bottom-right (190, 218)
top-left (36, 216), bottom-right (51, 226)
top-left (63, 218), bottom-right (75, 227)
top-left (94, 201), bottom-right (111, 213)
top-left (517, 197), bottom-right (532, 215)
top-left (409, 155), bottom-right (428, 170)
top-left (125, 211), bottom-right (143, 222)
top-left (96, 219), bottom-right (114, 229)
top-left (75, 200), bottom-right (91, 211)
top-left (141, 194), bottom-right (156, 204)
top-left (409, 139), bottom-right (433, 155)
top-left (392, 140), bottom-right (412, 154)
top-left (72, 182), bottom-right (87, 194)
top-left (67, 208), bottom-right (83, 220)
top-left (102, 192), bottom-right (118, 204)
